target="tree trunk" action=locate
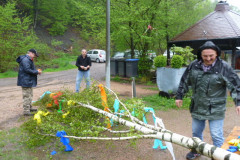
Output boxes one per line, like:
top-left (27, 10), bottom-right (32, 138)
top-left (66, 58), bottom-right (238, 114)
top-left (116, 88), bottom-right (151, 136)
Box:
top-left (77, 102), bottom-right (240, 160)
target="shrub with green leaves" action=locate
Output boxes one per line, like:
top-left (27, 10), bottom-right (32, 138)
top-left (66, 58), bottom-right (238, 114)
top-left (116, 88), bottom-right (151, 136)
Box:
top-left (171, 55), bottom-right (184, 68)
top-left (138, 56), bottom-right (153, 76)
top-left (21, 84), bottom-right (146, 148)
top-left (171, 46), bottom-right (196, 65)
top-left (153, 55), bottom-right (167, 68)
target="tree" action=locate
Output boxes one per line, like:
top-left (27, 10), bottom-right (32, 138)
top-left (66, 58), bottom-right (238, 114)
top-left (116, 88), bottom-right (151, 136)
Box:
top-left (156, 0), bottom-right (216, 60)
top-left (70, 0), bottom-right (107, 48)
top-left (0, 2), bottom-right (37, 72)
top-left (18, 0), bottom-right (72, 35)
top-left (111, 0), bottom-right (216, 55)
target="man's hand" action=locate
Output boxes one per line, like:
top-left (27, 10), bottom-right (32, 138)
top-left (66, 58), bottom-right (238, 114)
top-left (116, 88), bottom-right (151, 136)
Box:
top-left (80, 66), bottom-right (84, 69)
top-left (236, 106), bottom-right (240, 115)
top-left (38, 69), bottom-right (42, 75)
top-left (175, 100), bottom-right (183, 108)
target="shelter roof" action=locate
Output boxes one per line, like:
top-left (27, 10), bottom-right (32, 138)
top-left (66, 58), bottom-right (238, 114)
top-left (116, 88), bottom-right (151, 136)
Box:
top-left (171, 1), bottom-right (240, 42)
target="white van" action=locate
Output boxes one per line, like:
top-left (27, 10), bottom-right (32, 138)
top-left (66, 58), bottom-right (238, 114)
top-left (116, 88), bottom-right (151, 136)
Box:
top-left (87, 49), bottom-right (106, 63)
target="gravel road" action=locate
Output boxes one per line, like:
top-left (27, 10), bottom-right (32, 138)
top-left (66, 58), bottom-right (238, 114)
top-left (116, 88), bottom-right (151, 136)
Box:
top-left (0, 62), bottom-right (105, 92)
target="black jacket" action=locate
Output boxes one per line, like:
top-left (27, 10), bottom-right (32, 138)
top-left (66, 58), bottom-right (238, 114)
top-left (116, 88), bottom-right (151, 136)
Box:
top-left (16, 55), bottom-right (38, 87)
top-left (75, 55), bottom-right (91, 71)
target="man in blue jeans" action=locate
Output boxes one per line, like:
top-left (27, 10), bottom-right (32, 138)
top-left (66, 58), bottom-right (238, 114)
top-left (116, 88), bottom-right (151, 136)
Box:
top-left (75, 49), bottom-right (91, 92)
top-left (175, 41), bottom-right (240, 160)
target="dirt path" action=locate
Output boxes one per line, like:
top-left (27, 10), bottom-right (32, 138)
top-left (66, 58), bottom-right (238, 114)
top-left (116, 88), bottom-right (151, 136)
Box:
top-left (1, 64), bottom-right (240, 160)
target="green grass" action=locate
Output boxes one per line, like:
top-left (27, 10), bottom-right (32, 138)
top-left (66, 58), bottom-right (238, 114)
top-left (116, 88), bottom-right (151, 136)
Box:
top-left (110, 76), bottom-right (131, 83)
top-left (43, 58), bottom-right (76, 72)
top-left (36, 55), bottom-right (77, 72)
top-left (0, 71), bottom-right (18, 79)
top-left (142, 94), bottom-right (191, 110)
top-left (143, 86), bottom-right (159, 91)
top-left (0, 128), bottom-right (37, 160)
top-left (142, 94), bottom-right (235, 111)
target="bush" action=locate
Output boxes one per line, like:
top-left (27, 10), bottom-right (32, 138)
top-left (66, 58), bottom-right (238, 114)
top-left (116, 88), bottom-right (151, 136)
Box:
top-left (138, 57), bottom-right (153, 76)
top-left (153, 55), bottom-right (167, 68)
top-left (171, 46), bottom-right (196, 65)
top-left (171, 55), bottom-right (184, 68)
top-left (21, 85), bottom-right (146, 148)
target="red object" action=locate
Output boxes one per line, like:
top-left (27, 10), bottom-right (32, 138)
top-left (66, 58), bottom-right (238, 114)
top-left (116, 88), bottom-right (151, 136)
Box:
top-left (148, 25), bottom-right (153, 30)
top-left (52, 92), bottom-right (63, 106)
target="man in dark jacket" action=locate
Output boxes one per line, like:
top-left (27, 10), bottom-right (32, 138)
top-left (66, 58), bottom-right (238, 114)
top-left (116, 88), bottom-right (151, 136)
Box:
top-left (175, 41), bottom-right (240, 160)
top-left (17, 49), bottom-right (42, 116)
top-left (75, 49), bottom-right (91, 92)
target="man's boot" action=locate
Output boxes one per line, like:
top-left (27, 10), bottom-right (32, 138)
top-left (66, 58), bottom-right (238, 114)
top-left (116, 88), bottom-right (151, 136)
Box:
top-left (30, 105), bottom-right (37, 112)
top-left (24, 105), bottom-right (34, 116)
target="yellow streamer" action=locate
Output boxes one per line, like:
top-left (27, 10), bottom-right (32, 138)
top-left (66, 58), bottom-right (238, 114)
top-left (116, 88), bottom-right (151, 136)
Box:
top-left (62, 111), bottom-right (70, 118)
top-left (67, 100), bottom-right (76, 106)
top-left (33, 111), bottom-right (50, 125)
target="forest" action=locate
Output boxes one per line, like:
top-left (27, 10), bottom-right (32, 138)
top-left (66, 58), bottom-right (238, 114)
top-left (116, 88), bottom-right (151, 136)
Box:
top-left (0, 0), bottom-right (239, 73)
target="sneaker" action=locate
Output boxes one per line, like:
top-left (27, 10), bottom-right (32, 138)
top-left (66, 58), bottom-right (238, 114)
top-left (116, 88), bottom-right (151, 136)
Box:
top-left (186, 151), bottom-right (201, 160)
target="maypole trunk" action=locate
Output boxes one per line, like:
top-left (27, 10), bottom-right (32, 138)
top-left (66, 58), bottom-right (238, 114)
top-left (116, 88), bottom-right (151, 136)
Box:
top-left (77, 102), bottom-right (240, 160)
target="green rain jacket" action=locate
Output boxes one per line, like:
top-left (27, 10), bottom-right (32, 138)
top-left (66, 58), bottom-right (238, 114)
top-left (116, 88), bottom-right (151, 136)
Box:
top-left (176, 58), bottom-right (240, 120)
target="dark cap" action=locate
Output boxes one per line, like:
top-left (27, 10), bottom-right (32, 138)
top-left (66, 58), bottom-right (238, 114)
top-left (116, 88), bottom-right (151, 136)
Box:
top-left (197, 41), bottom-right (221, 60)
top-left (28, 49), bottom-right (39, 57)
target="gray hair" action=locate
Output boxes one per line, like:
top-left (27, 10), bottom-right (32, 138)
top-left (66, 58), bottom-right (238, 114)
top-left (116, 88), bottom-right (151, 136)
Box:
top-left (82, 49), bottom-right (87, 52)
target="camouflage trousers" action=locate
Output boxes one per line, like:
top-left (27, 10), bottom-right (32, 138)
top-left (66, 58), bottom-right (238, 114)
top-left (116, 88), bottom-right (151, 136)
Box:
top-left (22, 87), bottom-right (33, 114)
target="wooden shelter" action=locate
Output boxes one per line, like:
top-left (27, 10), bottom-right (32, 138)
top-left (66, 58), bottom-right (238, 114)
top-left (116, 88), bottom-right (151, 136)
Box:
top-left (168, 1), bottom-right (240, 69)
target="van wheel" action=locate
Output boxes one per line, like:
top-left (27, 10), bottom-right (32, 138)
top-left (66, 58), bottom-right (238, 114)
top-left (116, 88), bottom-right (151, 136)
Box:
top-left (96, 58), bottom-right (100, 63)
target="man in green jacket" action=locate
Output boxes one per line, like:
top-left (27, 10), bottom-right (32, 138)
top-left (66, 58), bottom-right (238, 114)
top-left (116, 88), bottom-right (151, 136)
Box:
top-left (175, 41), bottom-right (240, 160)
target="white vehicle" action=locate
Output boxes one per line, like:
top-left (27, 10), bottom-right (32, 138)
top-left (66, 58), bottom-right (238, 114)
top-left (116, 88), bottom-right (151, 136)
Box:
top-left (112, 50), bottom-right (140, 59)
top-left (163, 50), bottom-right (174, 58)
top-left (87, 49), bottom-right (106, 63)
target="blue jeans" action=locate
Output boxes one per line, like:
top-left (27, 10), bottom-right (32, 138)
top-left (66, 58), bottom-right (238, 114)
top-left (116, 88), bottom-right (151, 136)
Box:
top-left (75, 70), bottom-right (90, 92)
top-left (192, 118), bottom-right (224, 147)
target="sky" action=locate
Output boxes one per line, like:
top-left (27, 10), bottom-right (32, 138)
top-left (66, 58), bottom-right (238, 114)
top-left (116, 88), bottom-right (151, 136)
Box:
top-left (222, 0), bottom-right (240, 9)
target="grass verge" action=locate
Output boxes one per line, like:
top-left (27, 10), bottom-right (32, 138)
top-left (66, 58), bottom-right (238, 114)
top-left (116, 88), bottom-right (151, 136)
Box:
top-left (0, 71), bottom-right (18, 79)
top-left (0, 128), bottom-right (37, 160)
top-left (142, 94), bottom-right (191, 110)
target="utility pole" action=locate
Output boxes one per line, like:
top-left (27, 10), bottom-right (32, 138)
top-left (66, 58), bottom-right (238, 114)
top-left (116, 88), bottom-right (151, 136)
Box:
top-left (33, 0), bottom-right (38, 29)
top-left (106, 0), bottom-right (111, 88)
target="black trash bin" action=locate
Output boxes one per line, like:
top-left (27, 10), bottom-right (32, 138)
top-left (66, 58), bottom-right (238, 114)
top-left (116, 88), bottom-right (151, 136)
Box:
top-left (125, 59), bottom-right (139, 77)
top-left (117, 59), bottom-right (126, 77)
top-left (110, 58), bottom-right (118, 76)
